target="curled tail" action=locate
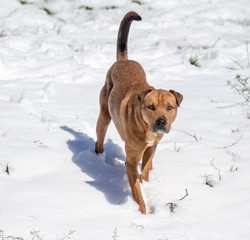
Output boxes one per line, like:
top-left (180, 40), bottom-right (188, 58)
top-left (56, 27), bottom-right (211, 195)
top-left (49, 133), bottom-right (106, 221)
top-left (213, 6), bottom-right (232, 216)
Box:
top-left (117, 11), bottom-right (142, 61)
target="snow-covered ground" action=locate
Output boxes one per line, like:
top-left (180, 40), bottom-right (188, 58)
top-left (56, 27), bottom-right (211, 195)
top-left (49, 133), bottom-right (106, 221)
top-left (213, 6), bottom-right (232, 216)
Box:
top-left (0, 0), bottom-right (250, 239)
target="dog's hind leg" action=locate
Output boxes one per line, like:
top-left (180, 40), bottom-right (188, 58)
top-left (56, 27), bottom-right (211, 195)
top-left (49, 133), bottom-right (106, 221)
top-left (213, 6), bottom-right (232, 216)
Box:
top-left (95, 87), bottom-right (111, 154)
top-left (140, 145), bottom-right (157, 182)
top-left (95, 112), bottom-right (111, 154)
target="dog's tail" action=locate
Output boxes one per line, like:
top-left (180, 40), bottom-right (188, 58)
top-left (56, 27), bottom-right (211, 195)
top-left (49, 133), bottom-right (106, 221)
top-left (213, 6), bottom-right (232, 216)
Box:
top-left (117, 11), bottom-right (141, 61)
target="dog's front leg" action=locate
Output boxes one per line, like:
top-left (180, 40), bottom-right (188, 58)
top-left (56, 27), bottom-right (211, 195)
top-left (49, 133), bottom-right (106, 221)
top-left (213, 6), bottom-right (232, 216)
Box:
top-left (140, 145), bottom-right (157, 182)
top-left (125, 160), bottom-right (146, 214)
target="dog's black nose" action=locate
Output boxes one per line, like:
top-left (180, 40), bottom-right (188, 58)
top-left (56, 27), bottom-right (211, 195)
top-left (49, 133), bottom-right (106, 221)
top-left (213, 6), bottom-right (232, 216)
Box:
top-left (155, 118), bottom-right (167, 129)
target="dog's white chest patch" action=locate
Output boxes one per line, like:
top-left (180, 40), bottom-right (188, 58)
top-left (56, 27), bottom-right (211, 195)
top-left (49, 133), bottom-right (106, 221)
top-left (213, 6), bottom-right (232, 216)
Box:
top-left (146, 139), bottom-right (155, 147)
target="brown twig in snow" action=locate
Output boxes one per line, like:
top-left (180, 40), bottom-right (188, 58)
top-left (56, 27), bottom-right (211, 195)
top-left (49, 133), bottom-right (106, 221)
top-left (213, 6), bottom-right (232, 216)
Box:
top-left (172, 128), bottom-right (198, 141)
top-left (179, 188), bottom-right (189, 201)
top-left (217, 134), bottom-right (243, 149)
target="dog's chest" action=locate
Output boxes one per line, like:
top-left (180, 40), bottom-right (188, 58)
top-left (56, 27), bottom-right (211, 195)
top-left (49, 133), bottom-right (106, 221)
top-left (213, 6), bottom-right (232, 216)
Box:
top-left (145, 133), bottom-right (157, 146)
top-left (146, 139), bottom-right (155, 147)
top-left (145, 132), bottom-right (163, 147)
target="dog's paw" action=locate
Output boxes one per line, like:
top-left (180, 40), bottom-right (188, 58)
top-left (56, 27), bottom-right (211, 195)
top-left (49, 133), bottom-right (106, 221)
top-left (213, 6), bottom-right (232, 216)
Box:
top-left (95, 142), bottom-right (104, 154)
top-left (139, 204), bottom-right (146, 214)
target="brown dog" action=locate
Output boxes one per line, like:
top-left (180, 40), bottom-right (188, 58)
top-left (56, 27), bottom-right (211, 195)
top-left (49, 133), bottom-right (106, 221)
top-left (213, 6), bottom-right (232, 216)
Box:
top-left (95, 11), bottom-right (183, 214)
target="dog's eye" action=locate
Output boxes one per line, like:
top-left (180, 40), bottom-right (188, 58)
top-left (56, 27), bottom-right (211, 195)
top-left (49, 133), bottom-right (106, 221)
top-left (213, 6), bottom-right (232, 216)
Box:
top-left (168, 106), bottom-right (173, 111)
top-left (148, 105), bottom-right (155, 111)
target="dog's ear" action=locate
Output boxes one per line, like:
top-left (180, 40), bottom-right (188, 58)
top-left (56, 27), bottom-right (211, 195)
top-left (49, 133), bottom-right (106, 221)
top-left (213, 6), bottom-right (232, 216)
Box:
top-left (138, 89), bottom-right (152, 103)
top-left (169, 90), bottom-right (183, 107)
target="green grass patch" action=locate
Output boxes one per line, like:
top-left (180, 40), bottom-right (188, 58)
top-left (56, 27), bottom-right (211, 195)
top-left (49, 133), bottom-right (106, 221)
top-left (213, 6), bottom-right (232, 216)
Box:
top-left (19, 0), bottom-right (32, 4)
top-left (189, 56), bottom-right (201, 68)
top-left (131, 0), bottom-right (144, 5)
top-left (40, 8), bottom-right (53, 15)
top-left (79, 5), bottom-right (93, 10)
top-left (105, 6), bottom-right (119, 10)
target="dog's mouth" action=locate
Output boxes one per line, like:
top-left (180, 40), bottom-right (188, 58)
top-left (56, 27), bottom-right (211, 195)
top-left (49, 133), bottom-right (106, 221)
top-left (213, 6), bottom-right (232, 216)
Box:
top-left (152, 128), bottom-right (169, 134)
top-left (151, 118), bottom-right (169, 134)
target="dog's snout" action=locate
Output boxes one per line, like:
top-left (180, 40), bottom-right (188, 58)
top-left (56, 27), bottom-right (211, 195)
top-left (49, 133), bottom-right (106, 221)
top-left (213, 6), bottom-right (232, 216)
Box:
top-left (155, 118), bottom-right (167, 128)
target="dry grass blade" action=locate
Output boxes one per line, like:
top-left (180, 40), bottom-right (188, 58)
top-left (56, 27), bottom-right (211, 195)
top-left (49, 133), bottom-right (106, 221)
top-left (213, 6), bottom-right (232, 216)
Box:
top-left (217, 134), bottom-right (243, 149)
top-left (172, 128), bottom-right (198, 141)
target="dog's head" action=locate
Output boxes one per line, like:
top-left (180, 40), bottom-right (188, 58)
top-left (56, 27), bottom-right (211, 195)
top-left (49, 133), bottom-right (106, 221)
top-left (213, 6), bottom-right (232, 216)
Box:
top-left (138, 89), bottom-right (183, 133)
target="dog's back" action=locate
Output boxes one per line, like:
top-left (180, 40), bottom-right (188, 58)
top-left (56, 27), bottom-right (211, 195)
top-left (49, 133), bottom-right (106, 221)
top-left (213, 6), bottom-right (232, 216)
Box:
top-left (107, 12), bottom-right (150, 115)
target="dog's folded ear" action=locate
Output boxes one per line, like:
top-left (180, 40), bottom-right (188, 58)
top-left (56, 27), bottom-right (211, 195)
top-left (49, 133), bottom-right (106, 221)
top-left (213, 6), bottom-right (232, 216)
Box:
top-left (169, 90), bottom-right (183, 107)
top-left (138, 89), bottom-right (153, 103)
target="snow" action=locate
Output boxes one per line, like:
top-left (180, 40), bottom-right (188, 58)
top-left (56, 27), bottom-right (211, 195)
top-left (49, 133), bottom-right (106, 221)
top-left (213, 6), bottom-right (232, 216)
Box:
top-left (0, 0), bottom-right (250, 239)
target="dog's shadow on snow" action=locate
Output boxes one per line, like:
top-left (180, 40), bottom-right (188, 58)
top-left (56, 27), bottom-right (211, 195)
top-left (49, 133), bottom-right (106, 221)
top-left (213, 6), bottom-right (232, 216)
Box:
top-left (61, 126), bottom-right (129, 205)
